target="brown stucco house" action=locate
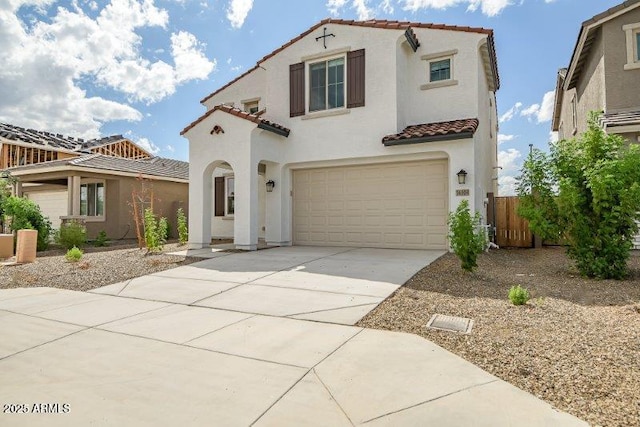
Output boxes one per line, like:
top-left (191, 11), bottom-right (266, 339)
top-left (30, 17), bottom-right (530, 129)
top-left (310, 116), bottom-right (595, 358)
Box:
top-left (551, 0), bottom-right (640, 248)
top-left (1, 123), bottom-right (188, 240)
top-left (552, 0), bottom-right (640, 142)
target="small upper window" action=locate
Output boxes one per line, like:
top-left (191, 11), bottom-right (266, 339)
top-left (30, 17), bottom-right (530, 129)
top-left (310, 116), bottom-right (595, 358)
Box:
top-left (430, 59), bottom-right (451, 82)
top-left (623, 23), bottom-right (640, 70)
top-left (309, 57), bottom-right (345, 112)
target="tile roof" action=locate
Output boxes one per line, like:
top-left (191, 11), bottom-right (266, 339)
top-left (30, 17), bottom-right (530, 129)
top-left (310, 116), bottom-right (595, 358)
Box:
top-left (181, 104), bottom-right (290, 137)
top-left (382, 118), bottom-right (479, 145)
top-left (0, 122), bottom-right (138, 153)
top-left (600, 110), bottom-right (640, 127)
top-left (200, 18), bottom-right (499, 104)
top-left (8, 154), bottom-right (189, 181)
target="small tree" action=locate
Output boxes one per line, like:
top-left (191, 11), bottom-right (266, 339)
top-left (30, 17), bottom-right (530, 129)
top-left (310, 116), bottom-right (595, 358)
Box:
top-left (143, 207), bottom-right (168, 252)
top-left (517, 113), bottom-right (640, 279)
top-left (2, 196), bottom-right (52, 251)
top-left (177, 207), bottom-right (188, 245)
top-left (448, 200), bottom-right (487, 272)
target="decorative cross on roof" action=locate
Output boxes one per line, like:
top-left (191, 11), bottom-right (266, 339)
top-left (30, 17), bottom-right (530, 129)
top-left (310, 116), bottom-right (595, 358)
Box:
top-left (315, 27), bottom-right (335, 49)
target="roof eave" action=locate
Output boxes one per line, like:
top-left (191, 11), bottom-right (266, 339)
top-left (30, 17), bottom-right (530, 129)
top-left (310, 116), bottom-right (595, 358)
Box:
top-left (10, 164), bottom-right (189, 183)
top-left (382, 131), bottom-right (475, 146)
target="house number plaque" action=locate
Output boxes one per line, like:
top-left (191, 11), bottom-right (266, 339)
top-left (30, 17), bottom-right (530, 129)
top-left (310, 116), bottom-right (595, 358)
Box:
top-left (456, 189), bottom-right (470, 197)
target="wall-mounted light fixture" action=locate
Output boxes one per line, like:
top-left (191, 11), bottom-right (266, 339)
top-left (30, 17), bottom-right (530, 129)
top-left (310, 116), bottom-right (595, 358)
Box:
top-left (266, 180), bottom-right (275, 192)
top-left (457, 169), bottom-right (468, 185)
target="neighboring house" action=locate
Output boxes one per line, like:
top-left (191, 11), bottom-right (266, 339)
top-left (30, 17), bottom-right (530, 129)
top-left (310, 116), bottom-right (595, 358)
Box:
top-left (552, 0), bottom-right (640, 143)
top-left (1, 123), bottom-right (188, 239)
top-left (182, 19), bottom-right (499, 251)
top-left (551, 0), bottom-right (640, 248)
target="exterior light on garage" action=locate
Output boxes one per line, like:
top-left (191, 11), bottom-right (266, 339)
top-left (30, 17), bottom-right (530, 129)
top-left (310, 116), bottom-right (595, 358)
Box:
top-left (266, 180), bottom-right (275, 192)
top-left (457, 169), bottom-right (468, 185)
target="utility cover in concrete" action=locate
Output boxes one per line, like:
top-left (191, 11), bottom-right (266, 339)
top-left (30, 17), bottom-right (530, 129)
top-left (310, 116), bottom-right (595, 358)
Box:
top-left (426, 314), bottom-right (474, 334)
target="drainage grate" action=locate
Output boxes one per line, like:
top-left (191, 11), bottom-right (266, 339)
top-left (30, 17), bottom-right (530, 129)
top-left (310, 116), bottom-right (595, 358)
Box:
top-left (426, 314), bottom-right (473, 334)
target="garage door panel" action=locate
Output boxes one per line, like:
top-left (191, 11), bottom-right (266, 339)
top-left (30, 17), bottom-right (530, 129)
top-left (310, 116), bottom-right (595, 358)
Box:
top-left (293, 160), bottom-right (448, 250)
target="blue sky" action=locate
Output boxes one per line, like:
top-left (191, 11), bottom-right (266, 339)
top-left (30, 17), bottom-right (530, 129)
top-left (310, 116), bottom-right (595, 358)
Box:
top-left (0, 0), bottom-right (623, 194)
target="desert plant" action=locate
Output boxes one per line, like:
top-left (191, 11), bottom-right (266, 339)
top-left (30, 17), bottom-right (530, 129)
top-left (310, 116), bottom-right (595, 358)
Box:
top-left (65, 246), bottom-right (83, 262)
top-left (57, 220), bottom-right (87, 249)
top-left (509, 285), bottom-right (530, 306)
top-left (2, 196), bottom-right (52, 250)
top-left (177, 207), bottom-right (188, 245)
top-left (517, 112), bottom-right (640, 279)
top-left (158, 216), bottom-right (168, 245)
top-left (448, 200), bottom-right (487, 272)
top-left (143, 208), bottom-right (167, 252)
top-left (94, 230), bottom-right (109, 247)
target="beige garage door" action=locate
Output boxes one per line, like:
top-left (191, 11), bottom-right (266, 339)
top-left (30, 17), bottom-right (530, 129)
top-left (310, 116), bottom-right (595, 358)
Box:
top-left (293, 160), bottom-right (448, 249)
top-left (26, 190), bottom-right (68, 230)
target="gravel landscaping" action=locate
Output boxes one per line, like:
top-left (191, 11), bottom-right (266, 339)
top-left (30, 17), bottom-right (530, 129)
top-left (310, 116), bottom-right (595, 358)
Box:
top-left (0, 242), bottom-right (199, 291)
top-left (357, 247), bottom-right (640, 427)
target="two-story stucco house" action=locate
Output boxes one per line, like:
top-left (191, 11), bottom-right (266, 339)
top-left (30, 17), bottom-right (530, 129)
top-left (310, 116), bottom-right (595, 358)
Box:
top-left (182, 19), bottom-right (499, 251)
top-left (552, 0), bottom-right (640, 143)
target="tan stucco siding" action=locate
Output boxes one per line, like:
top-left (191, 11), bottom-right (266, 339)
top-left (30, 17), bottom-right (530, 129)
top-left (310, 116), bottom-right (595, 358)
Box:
top-left (603, 7), bottom-right (640, 113)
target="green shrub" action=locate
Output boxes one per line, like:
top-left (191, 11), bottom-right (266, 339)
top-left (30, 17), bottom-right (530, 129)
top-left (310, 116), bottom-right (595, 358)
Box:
top-left (509, 285), bottom-right (530, 306)
top-left (177, 207), bottom-right (188, 245)
top-left (143, 208), bottom-right (167, 252)
top-left (57, 220), bottom-right (86, 249)
top-left (517, 112), bottom-right (640, 279)
top-left (94, 230), bottom-right (109, 247)
top-left (65, 246), bottom-right (83, 262)
top-left (447, 200), bottom-right (487, 272)
top-left (2, 196), bottom-right (52, 251)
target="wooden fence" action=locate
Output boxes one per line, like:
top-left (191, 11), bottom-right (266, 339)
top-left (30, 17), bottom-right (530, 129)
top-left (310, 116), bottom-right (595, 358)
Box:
top-left (494, 196), bottom-right (533, 248)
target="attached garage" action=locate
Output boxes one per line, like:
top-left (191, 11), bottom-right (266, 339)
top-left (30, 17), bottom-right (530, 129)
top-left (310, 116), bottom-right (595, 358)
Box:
top-left (293, 160), bottom-right (448, 250)
top-left (25, 190), bottom-right (68, 230)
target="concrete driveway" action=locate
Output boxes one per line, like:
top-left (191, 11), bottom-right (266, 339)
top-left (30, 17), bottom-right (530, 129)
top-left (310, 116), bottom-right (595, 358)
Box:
top-left (0, 246), bottom-right (585, 426)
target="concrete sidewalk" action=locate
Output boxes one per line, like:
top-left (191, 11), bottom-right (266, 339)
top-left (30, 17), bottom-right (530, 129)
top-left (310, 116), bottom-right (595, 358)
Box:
top-left (0, 247), bottom-right (586, 426)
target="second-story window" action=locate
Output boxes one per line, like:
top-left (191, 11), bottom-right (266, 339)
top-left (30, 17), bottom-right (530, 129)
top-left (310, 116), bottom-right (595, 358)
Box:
top-left (309, 57), bottom-right (345, 112)
top-left (623, 23), bottom-right (640, 70)
top-left (430, 59), bottom-right (451, 82)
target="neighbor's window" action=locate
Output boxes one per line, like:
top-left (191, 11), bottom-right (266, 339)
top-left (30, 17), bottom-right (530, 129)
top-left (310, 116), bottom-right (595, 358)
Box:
top-left (571, 95), bottom-right (578, 133)
top-left (309, 57), bottom-right (345, 112)
top-left (80, 182), bottom-right (104, 217)
top-left (623, 23), bottom-right (640, 70)
top-left (226, 176), bottom-right (234, 215)
top-left (430, 59), bottom-right (451, 82)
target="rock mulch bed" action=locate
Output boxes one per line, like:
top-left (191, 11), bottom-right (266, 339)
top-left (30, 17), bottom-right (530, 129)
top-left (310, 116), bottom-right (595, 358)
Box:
top-left (0, 242), bottom-right (199, 292)
top-left (357, 247), bottom-right (640, 427)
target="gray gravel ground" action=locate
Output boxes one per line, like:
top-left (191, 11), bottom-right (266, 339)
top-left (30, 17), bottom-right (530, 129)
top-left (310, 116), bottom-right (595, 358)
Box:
top-left (357, 247), bottom-right (640, 427)
top-left (0, 242), bottom-right (199, 291)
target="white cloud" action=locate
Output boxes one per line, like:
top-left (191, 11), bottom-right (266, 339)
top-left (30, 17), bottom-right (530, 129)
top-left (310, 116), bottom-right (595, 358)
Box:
top-left (227, 0), bottom-right (253, 28)
top-left (401, 0), bottom-right (512, 17)
top-left (497, 134), bottom-right (516, 145)
top-left (499, 102), bottom-right (522, 123)
top-left (327, 0), bottom-right (379, 19)
top-left (134, 137), bottom-right (160, 154)
top-left (171, 31), bottom-right (216, 82)
top-left (165, 144), bottom-right (175, 153)
top-left (380, 0), bottom-right (394, 13)
top-left (497, 148), bottom-right (522, 196)
top-left (549, 131), bottom-right (559, 143)
top-left (520, 90), bottom-right (555, 123)
top-left (0, 0), bottom-right (215, 138)
top-left (327, 0), bottom-right (348, 15)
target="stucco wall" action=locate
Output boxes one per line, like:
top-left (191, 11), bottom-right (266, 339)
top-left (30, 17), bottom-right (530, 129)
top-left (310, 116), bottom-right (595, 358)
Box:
top-left (603, 6), bottom-right (640, 113)
top-left (202, 67), bottom-right (267, 112)
top-left (185, 24), bottom-right (496, 249)
top-left (574, 28), bottom-right (606, 136)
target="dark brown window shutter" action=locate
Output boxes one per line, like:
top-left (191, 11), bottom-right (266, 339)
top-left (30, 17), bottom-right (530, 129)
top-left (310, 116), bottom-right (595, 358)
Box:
top-left (290, 62), bottom-right (305, 117)
top-left (347, 49), bottom-right (365, 108)
top-left (214, 177), bottom-right (225, 217)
